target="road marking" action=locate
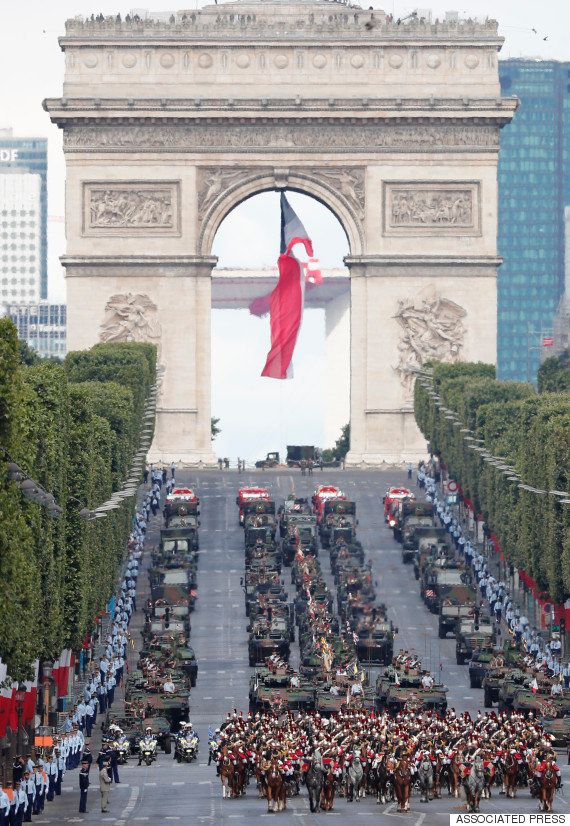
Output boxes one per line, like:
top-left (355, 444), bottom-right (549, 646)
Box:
top-left (198, 780), bottom-right (211, 785)
top-left (217, 670), bottom-right (227, 674)
top-left (383, 803), bottom-right (396, 814)
top-left (165, 818), bottom-right (180, 821)
top-left (408, 626), bottom-right (418, 631)
top-left (133, 819), bottom-right (150, 822)
top-left (414, 814), bottom-right (426, 826)
top-left (144, 781), bottom-right (157, 786)
top-left (462, 696), bottom-right (474, 700)
top-left (202, 696), bottom-right (213, 700)
top-left (172, 780), bottom-right (185, 785)
top-left (228, 816), bottom-right (245, 819)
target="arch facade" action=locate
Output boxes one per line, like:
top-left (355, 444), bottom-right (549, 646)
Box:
top-left (45, 1), bottom-right (516, 465)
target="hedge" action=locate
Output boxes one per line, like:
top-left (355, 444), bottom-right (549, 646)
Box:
top-left (414, 361), bottom-right (570, 604)
top-left (0, 320), bottom-right (156, 679)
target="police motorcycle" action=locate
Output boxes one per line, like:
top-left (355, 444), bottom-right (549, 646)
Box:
top-left (109, 725), bottom-right (131, 764)
top-left (208, 728), bottom-right (221, 772)
top-left (138, 727), bottom-right (158, 766)
top-left (174, 722), bottom-right (199, 763)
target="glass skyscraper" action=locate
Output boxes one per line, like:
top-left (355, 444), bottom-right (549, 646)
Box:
top-left (0, 128), bottom-right (48, 300)
top-left (498, 59), bottom-right (570, 382)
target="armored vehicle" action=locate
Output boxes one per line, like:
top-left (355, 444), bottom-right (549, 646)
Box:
top-left (455, 616), bottom-right (495, 664)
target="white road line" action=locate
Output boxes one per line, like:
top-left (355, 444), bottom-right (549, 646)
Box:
top-left (383, 803), bottom-right (396, 814)
top-left (462, 696), bottom-right (474, 700)
top-left (414, 813), bottom-right (426, 826)
top-left (198, 780), bottom-right (211, 785)
top-left (144, 781), bottom-right (157, 786)
top-left (172, 781), bottom-right (185, 785)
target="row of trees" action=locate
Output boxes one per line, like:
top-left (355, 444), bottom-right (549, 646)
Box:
top-left (0, 318), bottom-right (156, 680)
top-left (414, 358), bottom-right (570, 604)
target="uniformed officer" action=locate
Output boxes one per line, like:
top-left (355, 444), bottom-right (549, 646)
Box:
top-left (79, 760), bottom-right (90, 813)
top-left (21, 772), bottom-right (34, 823)
top-left (54, 747), bottom-right (65, 795)
top-left (13, 780), bottom-right (26, 826)
top-left (0, 785), bottom-right (9, 826)
top-left (45, 754), bottom-right (57, 802)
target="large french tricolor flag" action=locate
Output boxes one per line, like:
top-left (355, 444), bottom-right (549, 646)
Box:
top-left (261, 194), bottom-right (313, 379)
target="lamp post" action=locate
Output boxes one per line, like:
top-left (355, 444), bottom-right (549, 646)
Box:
top-left (15, 684), bottom-right (26, 759)
top-left (41, 663), bottom-right (53, 728)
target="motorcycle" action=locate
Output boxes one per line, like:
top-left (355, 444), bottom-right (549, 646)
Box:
top-left (115, 740), bottom-right (131, 765)
top-left (209, 740), bottom-right (219, 770)
top-left (138, 738), bottom-right (158, 766)
top-left (175, 735), bottom-right (198, 763)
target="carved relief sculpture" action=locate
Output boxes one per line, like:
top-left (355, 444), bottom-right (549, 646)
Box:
top-left (83, 182), bottom-right (180, 235)
top-left (391, 189), bottom-right (472, 227)
top-left (384, 182), bottom-right (480, 236)
top-left (100, 293), bottom-right (162, 356)
top-left (197, 168), bottom-right (254, 216)
top-left (393, 286), bottom-right (466, 400)
top-left (315, 167), bottom-right (365, 218)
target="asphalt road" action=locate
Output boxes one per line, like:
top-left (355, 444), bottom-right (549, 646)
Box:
top-left (42, 469), bottom-right (570, 824)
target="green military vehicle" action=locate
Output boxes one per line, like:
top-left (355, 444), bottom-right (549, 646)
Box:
top-left (468, 650), bottom-right (496, 689)
top-left (438, 584), bottom-right (477, 638)
top-left (248, 615), bottom-right (291, 667)
top-left (375, 666), bottom-right (448, 715)
top-left (248, 668), bottom-right (315, 712)
top-left (316, 687), bottom-right (375, 716)
top-left (320, 500), bottom-right (357, 548)
top-left (413, 529), bottom-right (454, 580)
top-left (455, 616), bottom-right (495, 665)
top-left (394, 502), bottom-right (435, 558)
top-left (512, 686), bottom-right (570, 717)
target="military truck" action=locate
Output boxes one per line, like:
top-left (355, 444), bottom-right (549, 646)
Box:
top-left (354, 619), bottom-right (396, 665)
top-left (512, 686), bottom-right (570, 718)
top-left (468, 650), bottom-right (496, 689)
top-left (375, 668), bottom-right (447, 715)
top-left (393, 501), bottom-right (435, 550)
top-left (248, 615), bottom-right (291, 667)
top-left (412, 529), bottom-right (454, 579)
top-left (255, 451), bottom-right (280, 469)
top-left (286, 445), bottom-right (320, 468)
top-left (438, 584), bottom-right (477, 638)
top-left (455, 616), bottom-right (495, 665)
top-left (421, 567), bottom-right (468, 613)
top-left (320, 500), bottom-right (357, 548)
top-left (282, 515), bottom-right (318, 565)
top-left (243, 500), bottom-right (277, 537)
top-left (249, 668), bottom-right (315, 712)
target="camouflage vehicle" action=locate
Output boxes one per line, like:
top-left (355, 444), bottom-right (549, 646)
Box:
top-left (243, 500), bottom-right (277, 537)
top-left (393, 502), bottom-right (435, 554)
top-left (540, 716), bottom-right (570, 747)
top-left (354, 619), bottom-right (396, 665)
top-left (282, 516), bottom-right (318, 565)
top-left (421, 566), bottom-right (469, 613)
top-left (437, 584), bottom-right (477, 638)
top-left (278, 497), bottom-right (312, 537)
top-left (159, 528), bottom-right (198, 557)
top-left (248, 668), bottom-right (315, 712)
top-left (248, 615), bottom-right (291, 667)
top-left (125, 672), bottom-right (191, 729)
top-left (512, 687), bottom-right (570, 718)
top-left (455, 616), bottom-right (495, 665)
top-left (149, 567), bottom-right (197, 613)
top-left (316, 687), bottom-right (375, 716)
top-left (468, 650), bottom-right (496, 689)
top-left (412, 529), bottom-right (454, 580)
top-left (375, 668), bottom-right (447, 715)
top-left (320, 500), bottom-right (357, 548)
top-left (496, 669), bottom-right (530, 712)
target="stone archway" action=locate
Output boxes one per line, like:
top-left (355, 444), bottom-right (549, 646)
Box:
top-left (45, 1), bottom-right (516, 465)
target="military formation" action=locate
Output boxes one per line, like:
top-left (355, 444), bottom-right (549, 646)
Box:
top-left (210, 479), bottom-right (566, 814)
top-left (105, 481), bottom-right (200, 769)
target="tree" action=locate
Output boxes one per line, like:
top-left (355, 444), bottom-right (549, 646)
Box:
top-left (538, 352), bottom-right (570, 394)
top-left (211, 417), bottom-right (221, 440)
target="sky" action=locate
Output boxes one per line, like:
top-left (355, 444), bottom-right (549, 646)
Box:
top-left (1, 0), bottom-right (569, 460)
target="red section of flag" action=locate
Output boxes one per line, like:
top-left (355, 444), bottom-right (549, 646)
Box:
top-left (261, 253), bottom-right (304, 379)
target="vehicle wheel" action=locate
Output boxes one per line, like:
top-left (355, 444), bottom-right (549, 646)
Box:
top-left (484, 690), bottom-right (493, 708)
top-left (456, 654), bottom-right (465, 665)
top-left (249, 656), bottom-right (256, 667)
top-left (191, 676), bottom-right (197, 688)
top-left (470, 677), bottom-right (481, 689)
top-left (163, 735), bottom-right (172, 755)
top-left (438, 627), bottom-right (446, 639)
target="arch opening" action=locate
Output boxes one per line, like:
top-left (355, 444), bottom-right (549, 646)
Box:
top-left (210, 190), bottom-right (351, 465)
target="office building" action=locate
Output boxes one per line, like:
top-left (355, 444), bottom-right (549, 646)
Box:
top-left (5, 302), bottom-right (67, 359)
top-left (498, 59), bottom-right (570, 381)
top-left (0, 128), bottom-right (48, 300)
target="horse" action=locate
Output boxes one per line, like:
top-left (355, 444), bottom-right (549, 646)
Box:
top-left (232, 757), bottom-right (247, 798)
top-left (538, 762), bottom-right (557, 812)
top-left (504, 754), bottom-right (519, 799)
top-left (345, 757), bottom-right (365, 802)
top-left (393, 757), bottom-right (412, 813)
top-left (255, 763), bottom-right (268, 799)
top-left (266, 761), bottom-right (287, 813)
top-left (482, 762), bottom-right (495, 799)
top-left (432, 756), bottom-right (443, 799)
top-left (373, 755), bottom-right (395, 804)
top-left (305, 763), bottom-right (324, 813)
top-left (464, 758), bottom-right (485, 813)
top-left (220, 754), bottom-right (234, 799)
top-left (320, 766), bottom-right (336, 811)
top-left (417, 759), bottom-right (434, 803)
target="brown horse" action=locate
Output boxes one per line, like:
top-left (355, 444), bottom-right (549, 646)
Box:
top-left (320, 767), bottom-right (336, 811)
top-left (504, 754), bottom-right (519, 799)
top-left (538, 762), bottom-right (557, 812)
top-left (220, 754), bottom-right (235, 799)
top-left (393, 757), bottom-right (412, 813)
top-left (232, 757), bottom-right (247, 798)
top-left (266, 761), bottom-right (286, 813)
top-left (256, 763), bottom-right (268, 799)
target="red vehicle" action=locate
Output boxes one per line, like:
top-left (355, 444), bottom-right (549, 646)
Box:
top-left (236, 487), bottom-right (270, 526)
top-left (383, 487), bottom-right (415, 527)
top-left (164, 486), bottom-right (200, 519)
top-left (311, 485), bottom-right (346, 523)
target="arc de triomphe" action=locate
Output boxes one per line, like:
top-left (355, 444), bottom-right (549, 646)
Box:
top-left (44, 1), bottom-right (515, 465)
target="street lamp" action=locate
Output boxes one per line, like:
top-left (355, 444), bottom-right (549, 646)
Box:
top-left (41, 663), bottom-right (53, 727)
top-left (15, 683), bottom-right (26, 758)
